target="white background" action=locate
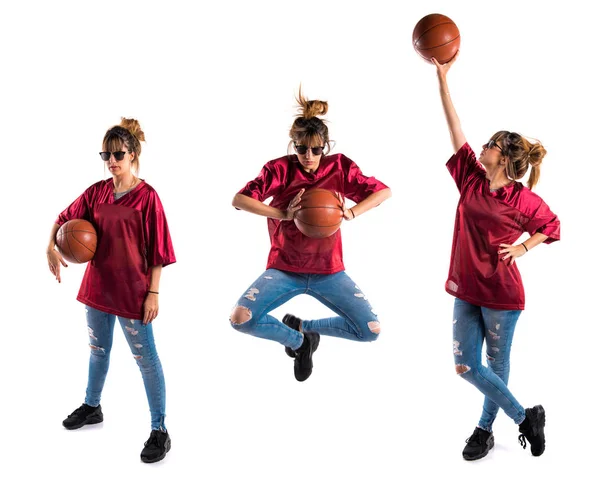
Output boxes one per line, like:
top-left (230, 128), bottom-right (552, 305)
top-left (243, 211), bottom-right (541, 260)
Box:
top-left (1, 0), bottom-right (597, 479)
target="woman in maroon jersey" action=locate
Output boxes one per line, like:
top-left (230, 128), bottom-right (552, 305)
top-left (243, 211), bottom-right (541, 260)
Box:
top-left (230, 89), bottom-right (391, 382)
top-left (46, 118), bottom-right (175, 463)
top-left (433, 54), bottom-right (560, 461)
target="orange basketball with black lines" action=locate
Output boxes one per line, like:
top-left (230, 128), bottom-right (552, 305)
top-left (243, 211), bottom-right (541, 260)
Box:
top-left (56, 219), bottom-right (97, 264)
top-left (294, 189), bottom-right (343, 238)
top-left (413, 13), bottom-right (460, 64)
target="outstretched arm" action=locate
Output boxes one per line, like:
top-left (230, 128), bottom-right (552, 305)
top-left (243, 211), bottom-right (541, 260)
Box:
top-left (433, 53), bottom-right (466, 153)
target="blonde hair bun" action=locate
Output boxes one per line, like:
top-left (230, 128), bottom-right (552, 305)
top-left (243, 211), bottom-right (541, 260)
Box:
top-left (119, 117), bottom-right (146, 142)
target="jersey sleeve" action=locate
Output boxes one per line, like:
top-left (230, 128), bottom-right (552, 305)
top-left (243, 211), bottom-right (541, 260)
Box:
top-left (446, 142), bottom-right (486, 193)
top-left (56, 186), bottom-right (94, 226)
top-left (524, 198), bottom-right (560, 243)
top-left (342, 155), bottom-right (389, 204)
top-left (144, 190), bottom-right (176, 268)
top-left (237, 160), bottom-right (286, 202)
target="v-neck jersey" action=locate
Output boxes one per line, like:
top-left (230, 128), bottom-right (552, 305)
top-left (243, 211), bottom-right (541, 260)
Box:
top-left (445, 143), bottom-right (560, 310)
top-left (56, 179), bottom-right (176, 319)
top-left (238, 153), bottom-right (389, 274)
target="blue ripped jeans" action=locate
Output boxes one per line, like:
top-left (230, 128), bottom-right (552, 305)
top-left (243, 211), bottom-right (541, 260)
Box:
top-left (85, 306), bottom-right (166, 431)
top-left (453, 298), bottom-right (526, 431)
top-left (231, 269), bottom-right (380, 350)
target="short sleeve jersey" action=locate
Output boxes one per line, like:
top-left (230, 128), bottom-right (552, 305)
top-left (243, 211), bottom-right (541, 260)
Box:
top-left (446, 143), bottom-right (560, 310)
top-left (238, 153), bottom-right (388, 274)
top-left (56, 179), bottom-right (176, 320)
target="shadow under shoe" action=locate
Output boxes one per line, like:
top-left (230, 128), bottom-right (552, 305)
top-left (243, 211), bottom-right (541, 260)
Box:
top-left (518, 405), bottom-right (546, 456)
top-left (62, 403), bottom-right (103, 430)
top-left (462, 427), bottom-right (494, 461)
top-left (293, 332), bottom-right (320, 382)
top-left (141, 429), bottom-right (171, 464)
top-left (283, 314), bottom-right (303, 358)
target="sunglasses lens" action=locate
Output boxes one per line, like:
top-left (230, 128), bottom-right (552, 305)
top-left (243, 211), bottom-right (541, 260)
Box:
top-left (100, 152), bottom-right (111, 161)
top-left (114, 151), bottom-right (126, 160)
top-left (296, 145), bottom-right (324, 155)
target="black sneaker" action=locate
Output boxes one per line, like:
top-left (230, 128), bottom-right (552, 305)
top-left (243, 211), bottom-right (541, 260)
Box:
top-left (141, 429), bottom-right (171, 463)
top-left (518, 405), bottom-right (546, 456)
top-left (283, 314), bottom-right (303, 358)
top-left (462, 427), bottom-right (494, 461)
top-left (62, 403), bottom-right (103, 430)
top-left (293, 332), bottom-right (320, 382)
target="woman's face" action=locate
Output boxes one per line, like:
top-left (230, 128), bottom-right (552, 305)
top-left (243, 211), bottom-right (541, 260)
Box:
top-left (294, 136), bottom-right (324, 173)
top-left (102, 142), bottom-right (134, 177)
top-left (479, 137), bottom-right (506, 170)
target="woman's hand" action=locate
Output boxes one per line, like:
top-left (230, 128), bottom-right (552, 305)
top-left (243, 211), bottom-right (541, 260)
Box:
top-left (47, 249), bottom-right (67, 283)
top-left (432, 50), bottom-right (459, 80)
top-left (335, 192), bottom-right (354, 221)
top-left (283, 188), bottom-right (305, 220)
top-left (143, 293), bottom-right (159, 325)
top-left (498, 243), bottom-right (527, 266)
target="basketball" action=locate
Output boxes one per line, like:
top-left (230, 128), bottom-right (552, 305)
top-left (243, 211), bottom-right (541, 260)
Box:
top-left (56, 219), bottom-right (97, 264)
top-left (294, 189), bottom-right (344, 239)
top-left (413, 13), bottom-right (460, 64)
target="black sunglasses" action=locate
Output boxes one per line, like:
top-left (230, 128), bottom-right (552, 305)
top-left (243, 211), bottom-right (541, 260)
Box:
top-left (485, 140), bottom-right (506, 156)
top-left (99, 151), bottom-right (128, 161)
top-left (294, 144), bottom-right (324, 156)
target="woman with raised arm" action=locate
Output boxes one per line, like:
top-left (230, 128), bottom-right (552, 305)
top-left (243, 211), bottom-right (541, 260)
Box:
top-left (230, 89), bottom-right (391, 382)
top-left (433, 54), bottom-right (560, 461)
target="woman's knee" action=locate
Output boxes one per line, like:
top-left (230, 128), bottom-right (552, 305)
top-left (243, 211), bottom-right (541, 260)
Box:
top-left (230, 305), bottom-right (254, 332)
top-left (89, 343), bottom-right (108, 357)
top-left (131, 350), bottom-right (161, 371)
top-left (87, 325), bottom-right (111, 357)
top-left (453, 339), bottom-right (474, 378)
top-left (455, 362), bottom-right (480, 385)
top-left (360, 320), bottom-right (381, 342)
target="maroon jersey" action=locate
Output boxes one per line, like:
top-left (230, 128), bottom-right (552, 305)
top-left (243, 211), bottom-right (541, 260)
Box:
top-left (57, 180), bottom-right (176, 319)
top-left (446, 143), bottom-right (560, 310)
top-left (239, 153), bottom-right (388, 274)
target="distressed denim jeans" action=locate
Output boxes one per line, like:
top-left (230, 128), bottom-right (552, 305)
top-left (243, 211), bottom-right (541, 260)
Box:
top-left (453, 298), bottom-right (526, 431)
top-left (85, 306), bottom-right (166, 430)
top-left (231, 269), bottom-right (380, 350)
